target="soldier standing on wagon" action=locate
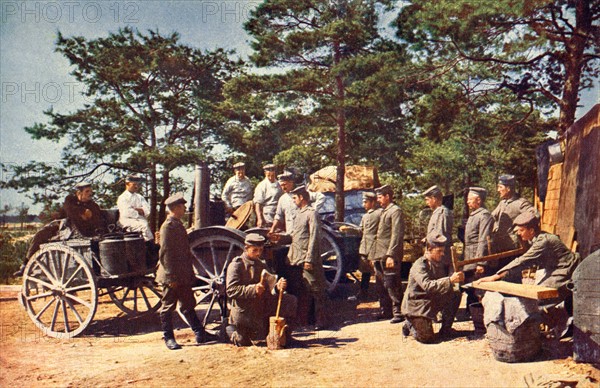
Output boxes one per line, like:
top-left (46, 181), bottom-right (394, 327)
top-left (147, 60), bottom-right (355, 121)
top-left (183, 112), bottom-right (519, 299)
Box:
top-left (372, 185), bottom-right (404, 323)
top-left (253, 164), bottom-right (282, 228)
top-left (156, 193), bottom-right (209, 350)
top-left (221, 162), bottom-right (254, 216)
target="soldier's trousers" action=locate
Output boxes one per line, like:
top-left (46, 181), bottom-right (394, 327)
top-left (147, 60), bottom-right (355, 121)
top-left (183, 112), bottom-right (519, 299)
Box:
top-left (281, 264), bottom-right (326, 325)
top-left (373, 260), bottom-right (403, 317)
top-left (159, 283), bottom-right (198, 332)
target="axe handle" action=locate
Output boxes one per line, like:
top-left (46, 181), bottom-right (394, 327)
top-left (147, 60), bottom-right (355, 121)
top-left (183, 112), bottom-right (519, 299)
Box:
top-left (275, 287), bottom-right (283, 319)
top-left (451, 246), bottom-right (459, 274)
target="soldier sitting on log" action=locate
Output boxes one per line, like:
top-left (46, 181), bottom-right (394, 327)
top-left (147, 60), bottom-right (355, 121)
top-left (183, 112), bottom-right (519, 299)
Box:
top-left (226, 233), bottom-right (297, 346)
top-left (401, 234), bottom-right (464, 343)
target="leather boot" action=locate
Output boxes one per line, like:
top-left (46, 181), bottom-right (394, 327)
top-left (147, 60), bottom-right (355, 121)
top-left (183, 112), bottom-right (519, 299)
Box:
top-left (160, 317), bottom-right (181, 350)
top-left (390, 305), bottom-right (404, 324)
top-left (183, 310), bottom-right (207, 344)
top-left (358, 272), bottom-right (371, 300)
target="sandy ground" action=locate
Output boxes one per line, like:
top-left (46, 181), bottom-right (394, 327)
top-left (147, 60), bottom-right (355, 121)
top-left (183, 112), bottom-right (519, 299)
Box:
top-left (1, 284), bottom-right (598, 388)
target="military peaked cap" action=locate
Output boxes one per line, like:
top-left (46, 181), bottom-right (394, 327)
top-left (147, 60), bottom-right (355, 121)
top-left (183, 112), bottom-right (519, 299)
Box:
top-left (423, 185), bottom-right (442, 198)
top-left (74, 182), bottom-right (92, 190)
top-left (362, 191), bottom-right (376, 200)
top-left (277, 171), bottom-right (294, 181)
top-left (498, 174), bottom-right (515, 187)
top-left (468, 187), bottom-right (487, 201)
top-left (244, 233), bottom-right (266, 246)
top-left (427, 234), bottom-right (447, 247)
top-left (125, 175), bottom-right (144, 183)
top-left (164, 192), bottom-right (186, 206)
top-left (513, 211), bottom-right (539, 227)
top-left (375, 184), bottom-right (393, 196)
top-left (263, 163), bottom-right (276, 171)
top-left (290, 185), bottom-right (308, 197)
top-left (233, 162), bottom-right (245, 169)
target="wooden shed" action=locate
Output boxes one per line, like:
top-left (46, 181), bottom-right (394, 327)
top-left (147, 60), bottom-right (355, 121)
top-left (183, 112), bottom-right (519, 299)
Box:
top-left (537, 104), bottom-right (600, 258)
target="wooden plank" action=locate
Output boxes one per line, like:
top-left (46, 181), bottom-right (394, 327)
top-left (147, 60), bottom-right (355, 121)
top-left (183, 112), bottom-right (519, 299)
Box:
top-left (471, 281), bottom-right (559, 300)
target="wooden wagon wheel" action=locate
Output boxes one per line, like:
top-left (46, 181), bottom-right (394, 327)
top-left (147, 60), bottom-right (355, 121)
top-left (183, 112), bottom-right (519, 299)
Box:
top-left (20, 243), bottom-right (98, 338)
top-left (321, 232), bottom-right (343, 294)
top-left (106, 277), bottom-right (162, 316)
top-left (186, 226), bottom-right (246, 336)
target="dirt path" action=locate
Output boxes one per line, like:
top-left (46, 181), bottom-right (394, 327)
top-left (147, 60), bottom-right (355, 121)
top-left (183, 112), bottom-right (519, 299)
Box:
top-left (1, 289), bottom-right (598, 387)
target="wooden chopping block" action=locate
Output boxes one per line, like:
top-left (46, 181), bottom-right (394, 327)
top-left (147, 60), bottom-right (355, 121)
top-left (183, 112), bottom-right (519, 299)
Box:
top-left (266, 316), bottom-right (287, 350)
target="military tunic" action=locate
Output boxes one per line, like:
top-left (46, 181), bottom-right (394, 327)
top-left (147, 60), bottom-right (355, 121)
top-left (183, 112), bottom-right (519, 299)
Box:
top-left (359, 207), bottom-right (382, 258)
top-left (497, 232), bottom-right (581, 290)
top-left (372, 203), bottom-right (404, 262)
top-left (156, 215), bottom-right (197, 319)
top-left (464, 207), bottom-right (494, 267)
top-left (491, 195), bottom-right (534, 253)
top-left (371, 202), bottom-right (404, 317)
top-left (426, 205), bottom-right (453, 264)
top-left (401, 256), bottom-right (458, 320)
top-left (62, 194), bottom-right (106, 237)
top-left (221, 175), bottom-right (253, 209)
top-left (401, 255), bottom-right (461, 342)
top-left (253, 178), bottom-right (282, 225)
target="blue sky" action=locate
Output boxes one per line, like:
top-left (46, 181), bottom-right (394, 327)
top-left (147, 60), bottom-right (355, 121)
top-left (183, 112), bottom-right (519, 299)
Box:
top-left (1, 0), bottom-right (598, 214)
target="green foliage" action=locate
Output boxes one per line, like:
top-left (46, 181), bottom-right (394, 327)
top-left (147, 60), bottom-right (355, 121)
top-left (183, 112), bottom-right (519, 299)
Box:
top-left (2, 28), bottom-right (241, 228)
top-left (0, 232), bottom-right (29, 283)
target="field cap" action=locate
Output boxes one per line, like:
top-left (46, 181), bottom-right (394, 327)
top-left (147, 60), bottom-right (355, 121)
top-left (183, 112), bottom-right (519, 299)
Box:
top-left (277, 171), bottom-right (294, 181)
top-left (245, 233), bottom-right (266, 246)
top-left (423, 185), bottom-right (442, 198)
top-left (498, 174), bottom-right (515, 187)
top-left (427, 234), bottom-right (447, 247)
top-left (263, 163), bottom-right (276, 171)
top-left (233, 162), bottom-right (245, 169)
top-left (375, 185), bottom-right (393, 196)
top-left (290, 185), bottom-right (308, 197)
top-left (164, 192), bottom-right (186, 206)
top-left (468, 187), bottom-right (487, 201)
top-left (125, 175), bottom-right (144, 183)
top-left (513, 212), bottom-right (538, 227)
top-left (363, 192), bottom-right (376, 200)
top-left (75, 182), bottom-right (92, 190)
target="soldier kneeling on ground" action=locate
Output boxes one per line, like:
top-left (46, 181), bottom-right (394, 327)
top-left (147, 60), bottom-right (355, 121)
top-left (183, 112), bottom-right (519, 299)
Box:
top-left (226, 233), bottom-right (297, 347)
top-left (401, 234), bottom-right (464, 343)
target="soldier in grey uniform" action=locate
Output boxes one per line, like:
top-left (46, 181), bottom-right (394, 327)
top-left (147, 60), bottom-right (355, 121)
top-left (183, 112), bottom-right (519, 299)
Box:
top-left (479, 212), bottom-right (581, 303)
top-left (491, 174), bottom-right (534, 257)
top-left (478, 212), bottom-right (581, 334)
top-left (372, 185), bottom-right (404, 323)
top-left (156, 193), bottom-right (208, 350)
top-left (422, 185), bottom-right (453, 275)
top-left (221, 162), bottom-right (254, 215)
top-left (254, 164), bottom-right (283, 228)
top-left (226, 233), bottom-right (297, 346)
top-left (463, 187), bottom-right (494, 307)
top-left (355, 191), bottom-right (381, 300)
top-left (401, 234), bottom-right (464, 343)
top-left (270, 185), bottom-right (328, 329)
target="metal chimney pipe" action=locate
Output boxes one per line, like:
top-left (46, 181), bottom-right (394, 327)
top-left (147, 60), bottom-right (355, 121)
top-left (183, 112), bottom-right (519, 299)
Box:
top-left (194, 162), bottom-right (210, 229)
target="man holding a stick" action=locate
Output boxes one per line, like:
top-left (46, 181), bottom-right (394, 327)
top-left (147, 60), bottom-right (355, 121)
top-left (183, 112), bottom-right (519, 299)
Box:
top-left (226, 233), bottom-right (297, 346)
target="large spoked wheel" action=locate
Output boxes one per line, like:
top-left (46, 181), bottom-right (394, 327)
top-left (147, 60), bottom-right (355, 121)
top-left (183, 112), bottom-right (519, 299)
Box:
top-left (106, 277), bottom-right (162, 316)
top-left (321, 232), bottom-right (343, 294)
top-left (20, 243), bottom-right (98, 338)
top-left (186, 226), bottom-right (246, 335)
